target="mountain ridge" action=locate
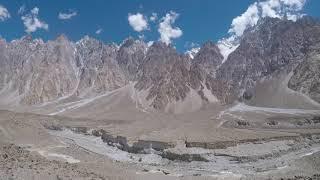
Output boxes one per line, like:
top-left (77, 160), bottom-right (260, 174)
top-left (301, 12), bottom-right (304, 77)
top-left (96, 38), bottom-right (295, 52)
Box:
top-left (0, 16), bottom-right (320, 113)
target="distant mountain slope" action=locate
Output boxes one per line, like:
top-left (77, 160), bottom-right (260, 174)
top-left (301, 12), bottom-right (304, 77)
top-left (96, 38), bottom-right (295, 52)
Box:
top-left (215, 17), bottom-right (320, 105)
top-left (0, 16), bottom-right (320, 113)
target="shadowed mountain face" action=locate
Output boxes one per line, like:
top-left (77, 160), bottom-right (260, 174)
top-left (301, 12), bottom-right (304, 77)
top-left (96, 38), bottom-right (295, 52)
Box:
top-left (215, 17), bottom-right (320, 104)
top-left (0, 17), bottom-right (320, 111)
top-left (134, 42), bottom-right (192, 110)
top-left (288, 52), bottom-right (320, 103)
top-left (116, 38), bottom-right (148, 81)
top-left (0, 35), bottom-right (78, 105)
top-left (74, 36), bottom-right (127, 96)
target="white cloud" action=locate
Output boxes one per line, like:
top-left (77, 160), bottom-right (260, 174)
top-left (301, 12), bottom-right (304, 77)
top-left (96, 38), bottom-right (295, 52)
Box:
top-left (138, 34), bottom-right (145, 40)
top-left (128, 13), bottom-right (148, 32)
top-left (21, 7), bottom-right (49, 33)
top-left (95, 28), bottom-right (103, 34)
top-left (158, 11), bottom-right (183, 45)
top-left (282, 0), bottom-right (305, 9)
top-left (260, 0), bottom-right (281, 18)
top-left (229, 3), bottom-right (260, 37)
top-left (18, 5), bottom-right (26, 15)
top-left (58, 10), bottom-right (77, 20)
top-left (184, 42), bottom-right (199, 49)
top-left (31, 7), bottom-right (39, 14)
top-left (228, 0), bottom-right (306, 37)
top-left (218, 0), bottom-right (306, 61)
top-left (150, 13), bottom-right (158, 22)
top-left (0, 5), bottom-right (10, 21)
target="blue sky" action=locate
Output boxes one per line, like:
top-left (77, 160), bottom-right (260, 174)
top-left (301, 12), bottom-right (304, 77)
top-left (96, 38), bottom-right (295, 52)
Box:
top-left (0, 0), bottom-right (319, 52)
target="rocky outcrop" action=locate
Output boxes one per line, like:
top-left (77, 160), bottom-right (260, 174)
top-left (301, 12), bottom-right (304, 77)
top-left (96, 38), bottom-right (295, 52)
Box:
top-left (72, 127), bottom-right (206, 162)
top-left (189, 42), bottom-right (224, 102)
top-left (99, 129), bottom-right (174, 153)
top-left (288, 52), bottom-right (320, 104)
top-left (0, 143), bottom-right (104, 179)
top-left (0, 35), bottom-right (127, 105)
top-left (0, 16), bottom-right (320, 111)
top-left (75, 36), bottom-right (127, 96)
top-left (215, 17), bottom-right (320, 103)
top-left (162, 151), bottom-right (209, 162)
top-left (135, 42), bottom-right (191, 110)
top-left (191, 41), bottom-right (223, 81)
top-left (116, 38), bottom-right (147, 80)
top-left (1, 35), bottom-right (78, 105)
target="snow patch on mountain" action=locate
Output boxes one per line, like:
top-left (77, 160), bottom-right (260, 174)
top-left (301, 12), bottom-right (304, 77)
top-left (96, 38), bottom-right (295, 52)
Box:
top-left (185, 47), bottom-right (200, 59)
top-left (217, 37), bottom-right (239, 63)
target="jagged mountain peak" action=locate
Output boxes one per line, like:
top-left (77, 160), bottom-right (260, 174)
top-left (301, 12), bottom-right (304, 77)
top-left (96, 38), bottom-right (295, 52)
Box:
top-left (185, 45), bottom-right (200, 59)
top-left (201, 41), bottom-right (216, 48)
top-left (20, 35), bottom-right (33, 42)
top-left (11, 35), bottom-right (44, 46)
top-left (215, 15), bottom-right (320, 104)
top-left (118, 37), bottom-right (147, 51)
top-left (56, 34), bottom-right (69, 41)
top-left (189, 41), bottom-right (221, 61)
top-left (149, 41), bottom-right (173, 49)
top-left (146, 41), bottom-right (177, 58)
top-left (0, 17), bottom-right (320, 112)
top-left (116, 37), bottom-right (147, 81)
top-left (77, 35), bottom-right (101, 45)
top-left (193, 41), bottom-right (223, 70)
top-left (196, 41), bottom-right (221, 56)
top-left (119, 37), bottom-right (147, 49)
top-left (120, 37), bottom-right (136, 47)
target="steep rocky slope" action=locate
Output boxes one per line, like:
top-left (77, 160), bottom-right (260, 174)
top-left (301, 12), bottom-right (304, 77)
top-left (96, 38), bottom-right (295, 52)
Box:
top-left (289, 52), bottom-right (320, 104)
top-left (215, 17), bottom-right (320, 104)
top-left (0, 35), bottom-right (128, 106)
top-left (0, 35), bottom-right (77, 105)
top-left (116, 38), bottom-right (147, 81)
top-left (189, 42), bottom-right (223, 103)
top-left (0, 16), bottom-right (320, 113)
top-left (134, 42), bottom-right (192, 110)
top-left (74, 36), bottom-right (127, 97)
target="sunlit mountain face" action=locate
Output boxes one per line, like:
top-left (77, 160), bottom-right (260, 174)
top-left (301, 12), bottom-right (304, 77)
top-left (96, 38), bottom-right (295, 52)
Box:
top-left (1, 1), bottom-right (320, 179)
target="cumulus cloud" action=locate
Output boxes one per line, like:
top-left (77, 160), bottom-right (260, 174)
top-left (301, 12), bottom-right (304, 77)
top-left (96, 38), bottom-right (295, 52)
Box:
top-left (150, 13), bottom-right (158, 22)
top-left (95, 28), bottom-right (103, 34)
top-left (229, 0), bottom-right (306, 37)
top-left (18, 5), bottom-right (26, 15)
top-left (58, 10), bottom-right (77, 20)
top-left (217, 0), bottom-right (306, 62)
top-left (138, 34), bottom-right (145, 40)
top-left (229, 3), bottom-right (260, 37)
top-left (184, 42), bottom-right (199, 49)
top-left (158, 11), bottom-right (183, 45)
top-left (21, 7), bottom-right (48, 33)
top-left (0, 5), bottom-right (10, 21)
top-left (128, 13), bottom-right (148, 32)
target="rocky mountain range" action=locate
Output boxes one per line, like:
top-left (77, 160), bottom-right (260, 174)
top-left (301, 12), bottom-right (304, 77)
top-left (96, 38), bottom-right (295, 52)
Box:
top-left (0, 16), bottom-right (320, 112)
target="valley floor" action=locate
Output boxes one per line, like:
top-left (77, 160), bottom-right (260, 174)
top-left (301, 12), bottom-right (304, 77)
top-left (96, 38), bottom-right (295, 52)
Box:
top-left (0, 102), bottom-right (320, 180)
